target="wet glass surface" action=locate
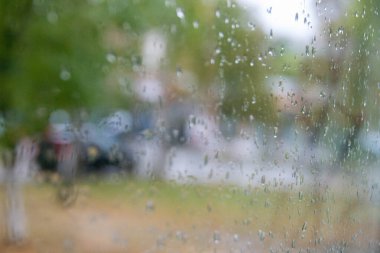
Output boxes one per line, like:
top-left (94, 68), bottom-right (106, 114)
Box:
top-left (0, 0), bottom-right (379, 252)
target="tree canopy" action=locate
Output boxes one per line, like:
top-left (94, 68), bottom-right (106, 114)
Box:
top-left (3, 0), bottom-right (378, 148)
top-left (0, 0), bottom-right (278, 147)
top-left (0, 0), bottom-right (110, 146)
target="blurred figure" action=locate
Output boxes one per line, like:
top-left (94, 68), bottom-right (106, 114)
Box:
top-left (36, 110), bottom-right (77, 182)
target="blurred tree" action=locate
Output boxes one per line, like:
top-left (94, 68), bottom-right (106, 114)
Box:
top-left (336, 0), bottom-right (379, 161)
top-left (169, 0), bottom-right (275, 123)
top-left (0, 0), bottom-right (110, 146)
top-left (104, 0), bottom-right (276, 124)
top-left (0, 0), bottom-right (111, 243)
top-left (298, 0), bottom-right (380, 162)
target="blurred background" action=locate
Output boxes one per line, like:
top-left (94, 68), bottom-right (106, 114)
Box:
top-left (0, 0), bottom-right (379, 252)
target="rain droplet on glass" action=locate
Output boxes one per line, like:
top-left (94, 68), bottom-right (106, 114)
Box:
top-left (176, 8), bottom-right (185, 19)
top-left (305, 45), bottom-right (310, 56)
top-left (302, 221), bottom-right (307, 232)
top-left (60, 69), bottom-right (71, 81)
top-left (176, 66), bottom-right (182, 77)
top-left (106, 53), bottom-right (116, 63)
top-left (273, 126), bottom-right (278, 138)
top-left (215, 10), bottom-right (221, 18)
top-left (248, 22), bottom-right (255, 31)
top-left (213, 230), bottom-right (221, 244)
top-left (47, 11), bottom-right (58, 24)
top-left (258, 230), bottom-right (266, 241)
top-left (204, 154), bottom-right (209, 165)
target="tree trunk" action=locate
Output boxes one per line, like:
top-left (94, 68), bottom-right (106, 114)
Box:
top-left (5, 178), bottom-right (26, 243)
top-left (3, 138), bottom-right (35, 243)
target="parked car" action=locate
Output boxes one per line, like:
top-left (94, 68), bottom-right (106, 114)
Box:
top-left (36, 110), bottom-right (136, 176)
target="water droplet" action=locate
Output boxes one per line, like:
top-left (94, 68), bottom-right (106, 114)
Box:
top-left (298, 191), bottom-right (304, 200)
top-left (176, 66), bottom-right (183, 77)
top-left (176, 8), bottom-right (185, 19)
top-left (233, 234), bottom-right (239, 242)
top-left (248, 22), bottom-right (255, 31)
top-left (261, 175), bottom-right (266, 184)
top-left (251, 97), bottom-right (256, 104)
top-left (338, 26), bottom-right (344, 35)
top-left (280, 46), bottom-right (285, 56)
top-left (188, 115), bottom-right (196, 128)
top-left (47, 11), bottom-right (58, 24)
top-left (258, 230), bottom-right (266, 241)
top-left (106, 53), bottom-right (116, 63)
top-left (0, 117), bottom-right (5, 135)
top-left (213, 230), bottom-right (221, 244)
top-left (302, 221), bottom-right (308, 232)
top-left (295, 13), bottom-right (299, 21)
top-left (60, 69), bottom-right (71, 81)
top-left (269, 29), bottom-right (273, 39)
top-left (218, 32), bottom-right (224, 38)
top-left (273, 126), bottom-right (278, 138)
top-left (204, 154), bottom-right (209, 165)
top-left (193, 21), bottom-right (199, 29)
top-left (267, 7), bottom-right (272, 14)
top-left (215, 10), bottom-right (221, 18)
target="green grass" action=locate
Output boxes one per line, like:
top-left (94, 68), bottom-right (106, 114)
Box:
top-left (79, 178), bottom-right (380, 238)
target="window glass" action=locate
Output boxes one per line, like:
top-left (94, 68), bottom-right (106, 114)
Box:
top-left (0, 0), bottom-right (379, 252)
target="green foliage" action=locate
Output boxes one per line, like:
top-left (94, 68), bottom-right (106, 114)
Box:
top-left (167, 1), bottom-right (275, 122)
top-left (0, 0), bottom-right (279, 146)
top-left (0, 0), bottom-right (109, 146)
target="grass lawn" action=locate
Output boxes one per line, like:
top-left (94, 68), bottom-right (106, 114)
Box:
top-left (0, 178), bottom-right (379, 252)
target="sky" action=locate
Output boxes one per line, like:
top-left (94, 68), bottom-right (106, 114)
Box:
top-left (238, 0), bottom-right (320, 51)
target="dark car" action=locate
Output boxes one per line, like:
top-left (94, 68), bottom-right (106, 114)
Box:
top-left (37, 110), bottom-right (135, 177)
